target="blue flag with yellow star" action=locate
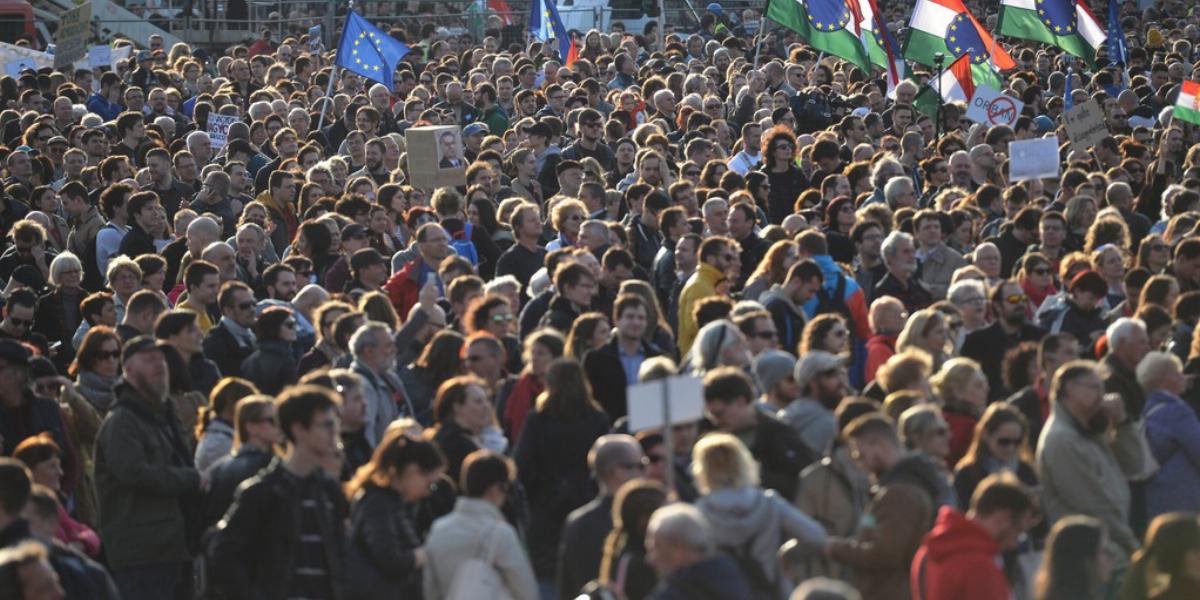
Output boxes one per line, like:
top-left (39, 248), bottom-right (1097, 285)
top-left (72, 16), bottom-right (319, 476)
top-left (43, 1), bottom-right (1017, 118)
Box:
top-left (335, 10), bottom-right (410, 89)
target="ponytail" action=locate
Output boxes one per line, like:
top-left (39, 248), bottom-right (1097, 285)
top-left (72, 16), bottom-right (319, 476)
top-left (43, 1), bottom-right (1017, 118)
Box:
top-left (196, 377), bottom-right (260, 441)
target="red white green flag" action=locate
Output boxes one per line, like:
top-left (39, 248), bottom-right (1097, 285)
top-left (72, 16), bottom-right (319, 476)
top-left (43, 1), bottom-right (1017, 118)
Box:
top-left (1175, 80), bottom-right (1200, 126)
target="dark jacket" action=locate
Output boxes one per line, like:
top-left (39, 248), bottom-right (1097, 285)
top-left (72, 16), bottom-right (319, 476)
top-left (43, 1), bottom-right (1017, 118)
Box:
top-left (117, 221), bottom-right (157, 259)
top-left (718, 409), bottom-right (816, 500)
top-left (0, 521), bottom-right (120, 600)
top-left (93, 380), bottom-right (201, 569)
top-left (557, 495), bottom-right (614, 600)
top-left (208, 459), bottom-right (347, 600)
top-left (1006, 384), bottom-right (1047, 452)
top-left (0, 390), bottom-right (68, 458)
top-left (627, 216), bottom-right (662, 272)
top-left (519, 289), bottom-right (554, 340)
top-left (1100, 352), bottom-right (1148, 417)
top-left (202, 445), bottom-right (273, 530)
top-left (646, 554), bottom-right (751, 600)
top-left (871, 272), bottom-right (934, 313)
top-left (514, 407), bottom-right (611, 578)
top-left (240, 339), bottom-right (298, 395)
top-left (583, 338), bottom-right (664, 421)
top-left (346, 483), bottom-right (424, 600)
top-left (761, 287), bottom-right (807, 352)
top-left (1042, 298), bottom-right (1108, 350)
top-left (540, 294), bottom-right (583, 334)
top-left (961, 321), bottom-right (1047, 401)
top-left (432, 420), bottom-right (482, 485)
top-left (203, 320), bottom-right (255, 378)
top-left (763, 164), bottom-right (808, 225)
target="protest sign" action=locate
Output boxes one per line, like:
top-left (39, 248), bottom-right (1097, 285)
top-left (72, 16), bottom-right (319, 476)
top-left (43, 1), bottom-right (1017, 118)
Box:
top-left (55, 2), bottom-right (93, 69)
top-left (207, 114), bottom-right (239, 150)
top-left (965, 85), bottom-right (1025, 127)
top-left (88, 45), bottom-right (110, 69)
top-left (1009, 137), bottom-right (1062, 182)
top-left (1062, 98), bottom-right (1110, 153)
top-left (626, 375), bottom-right (704, 433)
top-left (405, 125), bottom-right (468, 189)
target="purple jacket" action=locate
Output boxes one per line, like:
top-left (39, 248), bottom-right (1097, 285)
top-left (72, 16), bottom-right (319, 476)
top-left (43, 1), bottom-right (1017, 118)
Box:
top-left (1145, 389), bottom-right (1200, 518)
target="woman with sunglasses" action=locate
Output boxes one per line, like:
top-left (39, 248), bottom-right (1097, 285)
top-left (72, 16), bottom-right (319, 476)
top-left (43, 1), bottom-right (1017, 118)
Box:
top-left (240, 306), bottom-right (300, 396)
top-left (1019, 253), bottom-right (1058, 319)
top-left (1135, 233), bottom-right (1171, 274)
top-left (759, 125), bottom-right (807, 226)
top-left (70, 325), bottom-right (122, 414)
top-left (464, 294), bottom-right (522, 374)
top-left (952, 404), bottom-right (1038, 511)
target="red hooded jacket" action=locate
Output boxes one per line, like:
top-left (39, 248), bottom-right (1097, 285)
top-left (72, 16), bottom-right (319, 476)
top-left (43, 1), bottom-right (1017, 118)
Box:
top-left (910, 506), bottom-right (1010, 600)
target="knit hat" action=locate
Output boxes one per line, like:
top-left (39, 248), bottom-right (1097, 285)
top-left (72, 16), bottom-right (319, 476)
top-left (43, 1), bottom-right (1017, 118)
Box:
top-left (794, 350), bottom-right (843, 392)
top-left (754, 350), bottom-right (796, 393)
top-left (1068, 270), bottom-right (1108, 297)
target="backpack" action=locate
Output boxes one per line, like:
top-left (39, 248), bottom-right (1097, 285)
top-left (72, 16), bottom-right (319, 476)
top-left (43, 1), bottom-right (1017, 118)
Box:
top-left (448, 222), bottom-right (479, 266)
top-left (719, 538), bottom-right (774, 600)
top-left (789, 91), bottom-right (837, 134)
top-left (814, 271), bottom-right (855, 333)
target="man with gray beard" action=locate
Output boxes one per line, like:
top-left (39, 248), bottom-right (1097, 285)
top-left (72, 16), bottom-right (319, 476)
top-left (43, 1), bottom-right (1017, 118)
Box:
top-left (870, 231), bottom-right (933, 312)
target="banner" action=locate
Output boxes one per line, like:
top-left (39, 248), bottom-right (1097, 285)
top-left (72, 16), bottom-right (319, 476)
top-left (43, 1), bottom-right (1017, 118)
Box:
top-left (207, 114), bottom-right (239, 150)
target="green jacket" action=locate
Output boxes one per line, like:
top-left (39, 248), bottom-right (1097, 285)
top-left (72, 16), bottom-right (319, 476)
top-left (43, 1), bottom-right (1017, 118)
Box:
top-left (480, 104), bottom-right (510, 136)
top-left (94, 380), bottom-right (201, 569)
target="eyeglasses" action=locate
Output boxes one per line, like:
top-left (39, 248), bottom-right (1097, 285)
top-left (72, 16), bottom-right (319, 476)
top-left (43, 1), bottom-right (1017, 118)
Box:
top-left (490, 314), bottom-right (515, 323)
top-left (773, 143), bottom-right (794, 151)
top-left (753, 330), bottom-right (777, 340)
top-left (97, 350), bottom-right (121, 360)
top-left (236, 301), bottom-right (255, 311)
top-left (1031, 268), bottom-right (1051, 276)
top-left (1006, 294), bottom-right (1029, 305)
top-left (9, 317), bottom-right (32, 329)
top-left (994, 437), bottom-right (1022, 448)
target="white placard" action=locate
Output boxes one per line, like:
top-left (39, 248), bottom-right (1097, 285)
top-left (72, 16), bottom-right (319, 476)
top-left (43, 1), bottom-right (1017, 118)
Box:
top-left (965, 85), bottom-right (1025, 127)
top-left (1009, 137), bottom-right (1061, 182)
top-left (207, 114), bottom-right (239, 150)
top-left (626, 375), bottom-right (705, 433)
top-left (88, 45), bottom-right (111, 69)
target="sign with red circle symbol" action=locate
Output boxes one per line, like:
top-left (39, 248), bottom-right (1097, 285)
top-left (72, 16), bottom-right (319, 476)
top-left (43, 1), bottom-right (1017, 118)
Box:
top-left (965, 85), bottom-right (1025, 127)
top-left (987, 96), bottom-right (1019, 126)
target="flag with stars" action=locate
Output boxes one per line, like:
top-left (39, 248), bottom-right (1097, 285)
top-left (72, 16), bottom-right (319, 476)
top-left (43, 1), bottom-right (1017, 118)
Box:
top-left (335, 10), bottom-right (410, 89)
top-left (528, 0), bottom-right (578, 66)
top-left (853, 0), bottom-right (910, 98)
top-left (765, 0), bottom-right (871, 72)
top-left (903, 0), bottom-right (1014, 90)
top-left (998, 0), bottom-right (1105, 65)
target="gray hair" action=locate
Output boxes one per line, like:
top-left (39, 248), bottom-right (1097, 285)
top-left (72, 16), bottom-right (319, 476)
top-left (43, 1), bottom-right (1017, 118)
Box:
top-left (247, 101), bottom-right (273, 121)
top-left (49, 251), bottom-right (83, 287)
top-left (880, 231), bottom-right (913, 263)
top-left (647, 503), bottom-right (715, 556)
top-left (201, 241), bottom-right (234, 260)
top-left (871, 155), bottom-right (905, 188)
top-left (883, 176), bottom-right (914, 205)
top-left (948, 279), bottom-right (987, 306)
top-left (349, 321), bottom-right (391, 358)
top-left (186, 131), bottom-right (210, 148)
top-left (1106, 317), bottom-right (1147, 353)
top-left (898, 404), bottom-right (944, 450)
top-left (484, 274), bottom-right (520, 295)
top-left (690, 319), bottom-right (743, 373)
top-left (1137, 351), bottom-right (1182, 390)
top-left (702, 197), bottom-right (728, 216)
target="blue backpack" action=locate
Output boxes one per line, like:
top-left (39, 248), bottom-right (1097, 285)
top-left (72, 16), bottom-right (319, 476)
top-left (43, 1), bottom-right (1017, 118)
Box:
top-left (448, 222), bottom-right (479, 266)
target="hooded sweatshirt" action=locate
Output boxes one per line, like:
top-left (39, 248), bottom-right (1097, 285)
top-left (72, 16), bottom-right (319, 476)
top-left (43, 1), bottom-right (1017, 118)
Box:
top-left (910, 506), bottom-right (1009, 600)
top-left (696, 486), bottom-right (826, 598)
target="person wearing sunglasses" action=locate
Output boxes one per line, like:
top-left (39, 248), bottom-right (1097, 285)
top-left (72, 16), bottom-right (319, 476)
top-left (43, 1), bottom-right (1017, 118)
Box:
top-left (0, 289), bottom-right (50, 359)
top-left (239, 306), bottom-right (299, 396)
top-left (963, 279), bottom-right (1048, 402)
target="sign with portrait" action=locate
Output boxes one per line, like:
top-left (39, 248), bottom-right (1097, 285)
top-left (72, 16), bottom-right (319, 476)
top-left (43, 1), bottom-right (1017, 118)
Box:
top-left (405, 125), bottom-right (467, 189)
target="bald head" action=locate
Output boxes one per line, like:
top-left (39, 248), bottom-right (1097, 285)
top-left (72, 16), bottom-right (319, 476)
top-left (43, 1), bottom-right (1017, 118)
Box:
top-left (588, 434), bottom-right (644, 493)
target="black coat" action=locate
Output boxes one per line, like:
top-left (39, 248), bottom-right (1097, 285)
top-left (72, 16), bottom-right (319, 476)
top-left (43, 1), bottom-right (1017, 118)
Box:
top-left (1006, 385), bottom-right (1045, 453)
top-left (203, 321), bottom-right (255, 378)
top-left (745, 410), bottom-right (816, 500)
top-left (557, 495), bottom-right (614, 600)
top-left (202, 445), bottom-right (273, 530)
top-left (961, 321), bottom-right (1046, 401)
top-left (540, 295), bottom-right (583, 334)
top-left (208, 459), bottom-right (347, 600)
top-left (117, 221), bottom-right (157, 259)
top-left (514, 407), bottom-right (610, 578)
top-left (345, 484), bottom-right (424, 600)
top-left (240, 340), bottom-right (298, 395)
top-left (432, 421), bottom-right (482, 485)
top-left (583, 338), bottom-right (663, 421)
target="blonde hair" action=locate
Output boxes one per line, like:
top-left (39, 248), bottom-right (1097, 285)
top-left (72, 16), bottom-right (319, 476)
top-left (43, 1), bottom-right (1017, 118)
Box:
top-left (691, 432), bottom-right (759, 494)
top-left (896, 308), bottom-right (946, 356)
top-left (931, 357), bottom-right (985, 411)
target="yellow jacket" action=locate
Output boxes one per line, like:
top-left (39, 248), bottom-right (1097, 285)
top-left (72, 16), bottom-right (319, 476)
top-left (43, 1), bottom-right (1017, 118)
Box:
top-left (677, 262), bottom-right (726, 356)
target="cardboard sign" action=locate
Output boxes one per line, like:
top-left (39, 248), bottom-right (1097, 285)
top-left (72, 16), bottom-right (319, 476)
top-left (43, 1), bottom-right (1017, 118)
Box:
top-left (207, 114), bottom-right (239, 150)
top-left (626, 375), bottom-right (705, 433)
top-left (405, 125), bottom-right (467, 189)
top-left (54, 2), bottom-right (93, 69)
top-left (966, 85), bottom-right (1025, 127)
top-left (1009, 137), bottom-right (1062, 182)
top-left (1062, 98), bottom-right (1110, 153)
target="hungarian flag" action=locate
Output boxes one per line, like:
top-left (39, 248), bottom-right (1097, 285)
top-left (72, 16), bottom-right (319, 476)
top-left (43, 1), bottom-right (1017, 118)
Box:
top-left (853, 0), bottom-right (910, 97)
top-left (998, 0), bottom-right (1105, 64)
top-left (488, 0), bottom-right (514, 25)
top-left (1175, 80), bottom-right (1200, 126)
top-left (766, 0), bottom-right (872, 72)
top-left (903, 0), bottom-right (1014, 89)
top-left (913, 53), bottom-right (974, 118)
top-left (528, 0), bottom-right (578, 66)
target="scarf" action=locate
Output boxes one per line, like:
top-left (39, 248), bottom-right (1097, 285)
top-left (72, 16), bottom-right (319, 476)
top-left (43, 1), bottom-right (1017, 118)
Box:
top-left (76, 370), bottom-right (119, 413)
top-left (504, 373), bottom-right (543, 443)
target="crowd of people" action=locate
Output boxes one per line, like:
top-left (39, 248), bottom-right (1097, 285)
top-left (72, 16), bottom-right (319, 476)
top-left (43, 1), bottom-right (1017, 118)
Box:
top-left (2, 0), bottom-right (1200, 598)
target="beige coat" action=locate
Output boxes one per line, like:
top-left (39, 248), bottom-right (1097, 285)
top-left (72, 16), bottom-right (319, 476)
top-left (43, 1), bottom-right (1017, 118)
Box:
top-left (423, 497), bottom-right (538, 600)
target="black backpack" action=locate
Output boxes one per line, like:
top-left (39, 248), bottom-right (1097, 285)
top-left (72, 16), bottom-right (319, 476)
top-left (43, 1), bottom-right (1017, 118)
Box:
top-left (720, 539), bottom-right (774, 600)
top-left (813, 271), bottom-right (855, 333)
top-left (789, 91), bottom-right (836, 134)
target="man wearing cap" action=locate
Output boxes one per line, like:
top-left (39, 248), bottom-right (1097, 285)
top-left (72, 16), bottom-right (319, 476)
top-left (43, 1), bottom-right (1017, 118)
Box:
top-left (562, 108), bottom-right (616, 172)
top-left (754, 349), bottom-right (798, 411)
top-left (128, 50), bottom-right (157, 92)
top-left (94, 335), bottom-right (203, 600)
top-left (780, 350), bottom-right (848, 457)
top-left (0, 339), bottom-right (67, 459)
top-left (461, 123), bottom-right (488, 163)
top-left (344, 248), bottom-right (389, 299)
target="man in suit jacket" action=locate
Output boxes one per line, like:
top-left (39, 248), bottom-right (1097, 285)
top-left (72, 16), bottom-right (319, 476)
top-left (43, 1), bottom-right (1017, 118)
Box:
top-left (914, 210), bottom-right (967, 300)
top-left (202, 281), bottom-right (257, 377)
top-left (583, 294), bottom-right (663, 421)
top-left (437, 131), bottom-right (465, 169)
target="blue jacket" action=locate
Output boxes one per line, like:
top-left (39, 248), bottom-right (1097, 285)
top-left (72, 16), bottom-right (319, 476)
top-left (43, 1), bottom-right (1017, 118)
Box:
top-left (86, 93), bottom-right (123, 121)
top-left (1145, 389), bottom-right (1200, 518)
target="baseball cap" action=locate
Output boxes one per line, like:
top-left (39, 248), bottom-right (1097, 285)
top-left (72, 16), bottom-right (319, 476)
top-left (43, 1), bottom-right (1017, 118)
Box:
top-left (463, 123), bottom-right (489, 137)
top-left (793, 350), bottom-right (843, 392)
top-left (753, 350), bottom-right (796, 393)
top-left (341, 223), bottom-right (368, 240)
top-left (350, 248), bottom-right (387, 271)
top-left (137, 49), bottom-right (153, 62)
top-left (1033, 115), bottom-right (1054, 134)
top-left (121, 335), bottom-right (166, 364)
top-left (1068, 270), bottom-right (1108, 296)
top-left (707, 2), bottom-right (723, 14)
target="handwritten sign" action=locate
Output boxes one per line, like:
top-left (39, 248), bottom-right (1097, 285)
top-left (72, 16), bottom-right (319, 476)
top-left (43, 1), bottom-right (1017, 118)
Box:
top-left (966, 85), bottom-right (1025, 127)
top-left (207, 114), bottom-right (239, 150)
top-left (1062, 98), bottom-right (1111, 153)
top-left (54, 2), bottom-right (93, 69)
top-left (1009, 137), bottom-right (1061, 182)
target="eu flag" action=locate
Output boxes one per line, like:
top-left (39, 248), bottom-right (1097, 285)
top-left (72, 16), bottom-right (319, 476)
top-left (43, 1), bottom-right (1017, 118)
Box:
top-left (1107, 0), bottom-right (1128, 66)
top-left (335, 10), bottom-right (410, 89)
top-left (528, 0), bottom-right (577, 66)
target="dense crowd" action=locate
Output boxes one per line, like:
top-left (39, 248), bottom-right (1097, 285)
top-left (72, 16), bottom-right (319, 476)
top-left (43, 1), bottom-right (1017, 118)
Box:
top-left (2, 0), bottom-right (1200, 599)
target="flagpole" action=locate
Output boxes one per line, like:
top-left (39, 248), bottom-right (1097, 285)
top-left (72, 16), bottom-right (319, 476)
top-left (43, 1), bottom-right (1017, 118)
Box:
top-left (317, 67), bottom-right (339, 131)
top-left (753, 0), bottom-right (769, 70)
top-left (934, 52), bottom-right (945, 141)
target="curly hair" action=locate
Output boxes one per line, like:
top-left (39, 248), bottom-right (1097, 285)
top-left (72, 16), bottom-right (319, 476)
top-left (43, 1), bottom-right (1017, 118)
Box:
top-left (760, 125), bottom-right (797, 169)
